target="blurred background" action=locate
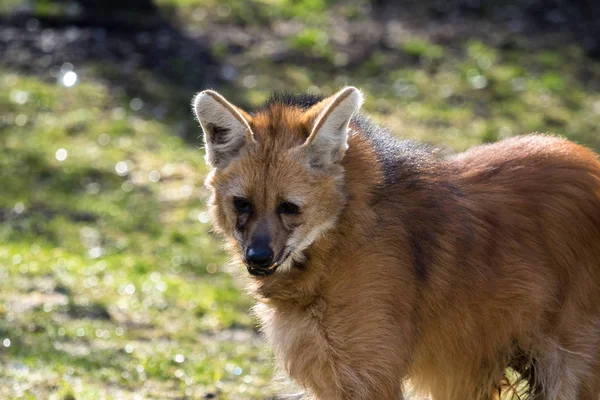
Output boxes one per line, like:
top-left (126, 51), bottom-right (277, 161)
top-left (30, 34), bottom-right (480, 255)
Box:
top-left (1, 0), bottom-right (599, 399)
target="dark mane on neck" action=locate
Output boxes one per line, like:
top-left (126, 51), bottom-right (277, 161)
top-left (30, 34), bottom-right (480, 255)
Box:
top-left (254, 92), bottom-right (324, 113)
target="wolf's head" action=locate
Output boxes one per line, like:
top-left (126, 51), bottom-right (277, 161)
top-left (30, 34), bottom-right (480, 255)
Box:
top-left (193, 87), bottom-right (363, 277)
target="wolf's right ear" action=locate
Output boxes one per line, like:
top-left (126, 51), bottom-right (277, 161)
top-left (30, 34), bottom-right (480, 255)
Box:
top-left (192, 90), bottom-right (255, 168)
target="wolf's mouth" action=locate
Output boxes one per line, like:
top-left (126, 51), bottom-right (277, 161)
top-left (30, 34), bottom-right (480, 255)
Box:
top-left (246, 262), bottom-right (278, 277)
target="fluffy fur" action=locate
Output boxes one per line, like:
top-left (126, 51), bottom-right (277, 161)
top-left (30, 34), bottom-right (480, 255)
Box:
top-left (192, 87), bottom-right (600, 400)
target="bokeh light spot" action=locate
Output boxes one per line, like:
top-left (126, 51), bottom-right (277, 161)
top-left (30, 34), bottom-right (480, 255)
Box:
top-left (61, 71), bottom-right (78, 87)
top-left (174, 354), bottom-right (185, 363)
top-left (55, 148), bottom-right (68, 161)
top-left (130, 98), bottom-right (143, 111)
top-left (115, 161), bottom-right (128, 176)
top-left (98, 133), bottom-right (111, 146)
top-left (10, 91), bottom-right (29, 105)
top-left (15, 114), bottom-right (28, 126)
top-left (148, 170), bottom-right (161, 182)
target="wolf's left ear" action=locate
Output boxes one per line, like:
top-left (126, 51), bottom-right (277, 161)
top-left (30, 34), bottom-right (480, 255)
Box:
top-left (302, 86), bottom-right (363, 168)
top-left (193, 90), bottom-right (255, 168)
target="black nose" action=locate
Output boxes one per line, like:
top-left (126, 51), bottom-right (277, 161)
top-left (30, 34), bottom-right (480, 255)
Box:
top-left (246, 245), bottom-right (274, 269)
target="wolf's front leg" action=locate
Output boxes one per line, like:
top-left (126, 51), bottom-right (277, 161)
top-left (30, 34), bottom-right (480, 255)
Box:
top-left (306, 383), bottom-right (404, 400)
top-left (299, 284), bottom-right (414, 398)
top-left (307, 392), bottom-right (404, 400)
top-left (295, 339), bottom-right (408, 400)
top-left (284, 336), bottom-right (407, 400)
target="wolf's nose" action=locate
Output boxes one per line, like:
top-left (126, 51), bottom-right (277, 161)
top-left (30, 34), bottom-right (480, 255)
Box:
top-left (246, 246), bottom-right (274, 269)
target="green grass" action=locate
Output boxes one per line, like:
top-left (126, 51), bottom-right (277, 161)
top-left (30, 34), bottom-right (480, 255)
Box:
top-left (401, 38), bottom-right (445, 61)
top-left (0, 72), bottom-right (278, 399)
top-left (1, 1), bottom-right (600, 399)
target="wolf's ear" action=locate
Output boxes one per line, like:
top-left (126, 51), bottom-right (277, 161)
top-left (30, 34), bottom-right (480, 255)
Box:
top-left (302, 86), bottom-right (363, 168)
top-left (193, 90), bottom-right (255, 168)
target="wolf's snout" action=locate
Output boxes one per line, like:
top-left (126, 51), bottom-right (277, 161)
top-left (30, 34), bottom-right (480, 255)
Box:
top-left (245, 242), bottom-right (274, 270)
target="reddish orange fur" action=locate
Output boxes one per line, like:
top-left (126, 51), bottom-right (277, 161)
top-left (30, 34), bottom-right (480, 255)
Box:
top-left (199, 89), bottom-right (600, 400)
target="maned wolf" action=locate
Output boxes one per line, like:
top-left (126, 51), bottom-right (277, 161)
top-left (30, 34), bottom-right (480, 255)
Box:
top-left (192, 86), bottom-right (600, 400)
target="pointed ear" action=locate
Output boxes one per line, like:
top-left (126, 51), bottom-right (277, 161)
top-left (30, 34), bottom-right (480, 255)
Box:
top-left (192, 90), bottom-right (255, 168)
top-left (301, 86), bottom-right (363, 168)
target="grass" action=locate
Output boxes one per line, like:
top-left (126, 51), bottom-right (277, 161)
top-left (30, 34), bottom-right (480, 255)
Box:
top-left (1, 1), bottom-right (600, 399)
top-left (0, 72), bottom-right (277, 399)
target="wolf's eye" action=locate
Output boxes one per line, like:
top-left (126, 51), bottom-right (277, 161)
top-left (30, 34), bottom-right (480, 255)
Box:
top-left (277, 201), bottom-right (300, 215)
top-left (233, 197), bottom-right (252, 214)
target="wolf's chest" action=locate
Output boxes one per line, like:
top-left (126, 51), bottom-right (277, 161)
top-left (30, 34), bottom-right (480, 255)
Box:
top-left (255, 300), bottom-right (333, 380)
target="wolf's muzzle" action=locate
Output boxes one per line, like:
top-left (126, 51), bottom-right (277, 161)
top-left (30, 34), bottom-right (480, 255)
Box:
top-left (245, 248), bottom-right (293, 277)
top-left (244, 240), bottom-right (276, 277)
